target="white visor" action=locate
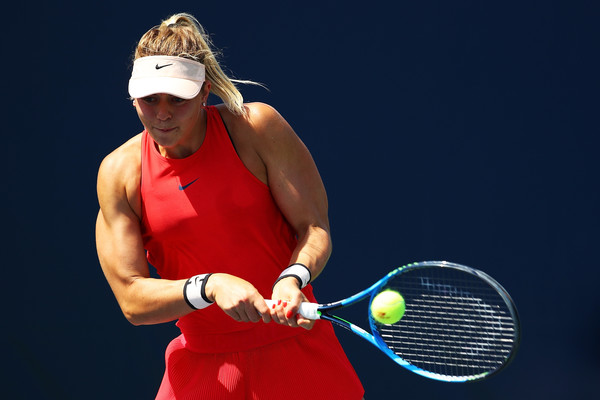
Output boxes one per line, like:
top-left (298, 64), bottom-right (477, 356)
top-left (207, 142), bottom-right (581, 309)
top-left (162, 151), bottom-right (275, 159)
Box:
top-left (128, 56), bottom-right (205, 99)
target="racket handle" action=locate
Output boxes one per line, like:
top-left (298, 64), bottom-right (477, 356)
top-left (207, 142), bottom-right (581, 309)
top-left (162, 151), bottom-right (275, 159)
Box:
top-left (264, 300), bottom-right (321, 320)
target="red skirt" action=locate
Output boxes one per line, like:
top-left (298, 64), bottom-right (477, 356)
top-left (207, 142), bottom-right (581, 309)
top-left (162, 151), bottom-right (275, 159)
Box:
top-left (155, 321), bottom-right (364, 399)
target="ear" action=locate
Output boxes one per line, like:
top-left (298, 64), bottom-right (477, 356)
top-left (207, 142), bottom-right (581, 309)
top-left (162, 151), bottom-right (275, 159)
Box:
top-left (201, 81), bottom-right (212, 104)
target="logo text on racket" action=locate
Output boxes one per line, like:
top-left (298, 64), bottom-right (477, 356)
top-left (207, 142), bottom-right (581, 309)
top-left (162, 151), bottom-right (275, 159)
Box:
top-left (419, 277), bottom-right (470, 298)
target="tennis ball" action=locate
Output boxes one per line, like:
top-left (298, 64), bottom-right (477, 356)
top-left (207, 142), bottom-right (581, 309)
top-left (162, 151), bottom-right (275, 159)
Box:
top-left (371, 290), bottom-right (405, 325)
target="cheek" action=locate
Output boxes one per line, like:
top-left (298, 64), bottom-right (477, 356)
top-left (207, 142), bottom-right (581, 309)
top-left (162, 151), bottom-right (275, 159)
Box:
top-left (179, 105), bottom-right (202, 123)
top-left (134, 105), bottom-right (152, 123)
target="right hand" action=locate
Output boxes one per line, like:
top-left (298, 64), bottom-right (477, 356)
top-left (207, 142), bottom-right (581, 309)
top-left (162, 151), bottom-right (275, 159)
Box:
top-left (270, 277), bottom-right (315, 330)
top-left (204, 273), bottom-right (272, 324)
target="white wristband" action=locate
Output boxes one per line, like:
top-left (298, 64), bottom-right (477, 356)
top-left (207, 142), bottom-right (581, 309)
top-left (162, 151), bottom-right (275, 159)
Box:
top-left (273, 263), bottom-right (312, 289)
top-left (184, 273), bottom-right (213, 310)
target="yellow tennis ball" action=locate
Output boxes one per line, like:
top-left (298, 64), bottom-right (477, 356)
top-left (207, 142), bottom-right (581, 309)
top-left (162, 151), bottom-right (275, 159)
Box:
top-left (371, 290), bottom-right (405, 324)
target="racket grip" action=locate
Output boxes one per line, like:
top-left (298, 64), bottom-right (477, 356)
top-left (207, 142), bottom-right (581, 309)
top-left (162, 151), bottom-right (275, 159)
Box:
top-left (264, 300), bottom-right (320, 320)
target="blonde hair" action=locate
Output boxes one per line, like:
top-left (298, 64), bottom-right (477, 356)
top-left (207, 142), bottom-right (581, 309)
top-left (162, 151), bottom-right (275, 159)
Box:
top-left (134, 13), bottom-right (259, 115)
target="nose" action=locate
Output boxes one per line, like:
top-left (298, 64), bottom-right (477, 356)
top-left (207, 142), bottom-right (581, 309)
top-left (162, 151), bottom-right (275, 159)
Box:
top-left (155, 100), bottom-right (172, 121)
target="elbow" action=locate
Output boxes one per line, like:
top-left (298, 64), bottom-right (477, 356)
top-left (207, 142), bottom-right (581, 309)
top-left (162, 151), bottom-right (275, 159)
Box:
top-left (121, 304), bottom-right (146, 326)
top-left (118, 292), bottom-right (151, 326)
top-left (117, 278), bottom-right (153, 326)
top-left (124, 314), bottom-right (144, 327)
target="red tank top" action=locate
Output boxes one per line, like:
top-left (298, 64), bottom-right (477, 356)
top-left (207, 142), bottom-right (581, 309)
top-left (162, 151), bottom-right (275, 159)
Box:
top-left (140, 106), bottom-right (316, 352)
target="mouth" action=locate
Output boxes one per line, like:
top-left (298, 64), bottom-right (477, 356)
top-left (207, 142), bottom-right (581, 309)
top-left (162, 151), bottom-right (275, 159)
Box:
top-left (155, 127), bottom-right (176, 133)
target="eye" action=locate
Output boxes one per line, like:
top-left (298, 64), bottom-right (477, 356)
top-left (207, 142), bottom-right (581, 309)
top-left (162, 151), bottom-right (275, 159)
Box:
top-left (170, 96), bottom-right (187, 104)
top-left (140, 96), bottom-right (157, 104)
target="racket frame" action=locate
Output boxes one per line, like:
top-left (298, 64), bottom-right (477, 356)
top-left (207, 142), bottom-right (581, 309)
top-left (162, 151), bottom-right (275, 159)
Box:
top-left (275, 261), bottom-right (521, 382)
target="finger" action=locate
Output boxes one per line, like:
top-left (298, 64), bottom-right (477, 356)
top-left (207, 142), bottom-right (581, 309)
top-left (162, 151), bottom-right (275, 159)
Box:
top-left (270, 300), bottom-right (288, 325)
top-left (283, 305), bottom-right (301, 328)
top-left (225, 309), bottom-right (243, 322)
top-left (267, 300), bottom-right (279, 323)
top-left (296, 315), bottom-right (315, 330)
top-left (272, 301), bottom-right (300, 328)
top-left (260, 311), bottom-right (272, 324)
top-left (244, 302), bottom-right (264, 323)
top-left (257, 301), bottom-right (272, 324)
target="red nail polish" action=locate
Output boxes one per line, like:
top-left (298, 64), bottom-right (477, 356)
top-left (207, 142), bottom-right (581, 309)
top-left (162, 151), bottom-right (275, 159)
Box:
top-left (286, 310), bottom-right (293, 318)
top-left (282, 301), bottom-right (287, 307)
top-left (277, 299), bottom-right (282, 305)
top-left (272, 303), bottom-right (276, 309)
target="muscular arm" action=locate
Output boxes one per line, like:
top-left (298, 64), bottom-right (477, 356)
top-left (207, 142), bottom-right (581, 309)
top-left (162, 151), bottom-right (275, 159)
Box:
top-left (95, 138), bottom-right (191, 325)
top-left (228, 103), bottom-right (332, 328)
top-left (254, 105), bottom-right (332, 278)
top-left (96, 211), bottom-right (190, 325)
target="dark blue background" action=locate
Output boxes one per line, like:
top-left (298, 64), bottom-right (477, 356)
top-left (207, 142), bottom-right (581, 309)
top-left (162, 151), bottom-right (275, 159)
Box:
top-left (5, 1), bottom-right (599, 398)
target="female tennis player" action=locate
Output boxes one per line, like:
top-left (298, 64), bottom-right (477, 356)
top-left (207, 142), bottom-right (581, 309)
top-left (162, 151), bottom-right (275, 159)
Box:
top-left (95, 12), bottom-right (364, 399)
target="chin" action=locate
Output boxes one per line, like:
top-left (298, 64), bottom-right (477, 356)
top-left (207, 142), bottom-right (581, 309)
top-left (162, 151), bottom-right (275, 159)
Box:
top-left (148, 130), bottom-right (179, 146)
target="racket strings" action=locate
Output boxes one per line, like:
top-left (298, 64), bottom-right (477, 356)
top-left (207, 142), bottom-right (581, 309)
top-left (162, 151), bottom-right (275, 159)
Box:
top-left (373, 270), bottom-right (517, 379)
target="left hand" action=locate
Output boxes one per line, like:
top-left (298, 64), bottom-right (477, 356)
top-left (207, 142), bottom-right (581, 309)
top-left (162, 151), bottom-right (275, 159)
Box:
top-left (205, 273), bottom-right (272, 324)
top-left (270, 277), bottom-right (315, 330)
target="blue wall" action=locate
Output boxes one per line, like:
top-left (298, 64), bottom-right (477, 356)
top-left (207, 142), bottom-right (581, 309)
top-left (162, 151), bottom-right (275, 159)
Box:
top-left (6, 1), bottom-right (599, 398)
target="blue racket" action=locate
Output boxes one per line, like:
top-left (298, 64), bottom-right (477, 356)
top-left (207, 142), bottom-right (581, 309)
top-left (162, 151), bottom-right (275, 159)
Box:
top-left (268, 261), bottom-right (520, 382)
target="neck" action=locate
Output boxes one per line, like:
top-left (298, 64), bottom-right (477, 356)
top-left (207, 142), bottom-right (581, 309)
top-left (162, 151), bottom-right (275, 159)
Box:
top-left (157, 108), bottom-right (208, 159)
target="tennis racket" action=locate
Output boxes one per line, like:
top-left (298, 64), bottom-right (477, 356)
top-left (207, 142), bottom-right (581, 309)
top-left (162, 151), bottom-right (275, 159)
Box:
top-left (267, 261), bottom-right (520, 382)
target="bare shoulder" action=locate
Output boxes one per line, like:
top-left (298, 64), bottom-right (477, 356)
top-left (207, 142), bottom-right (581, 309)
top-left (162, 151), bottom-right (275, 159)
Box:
top-left (215, 103), bottom-right (296, 184)
top-left (217, 102), bottom-right (304, 154)
top-left (216, 102), bottom-right (290, 139)
top-left (97, 133), bottom-right (143, 219)
top-left (98, 134), bottom-right (142, 184)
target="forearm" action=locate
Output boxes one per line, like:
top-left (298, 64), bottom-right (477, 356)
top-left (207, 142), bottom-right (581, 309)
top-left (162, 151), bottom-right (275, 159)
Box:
top-left (115, 277), bottom-right (192, 326)
top-left (269, 224), bottom-right (330, 329)
top-left (289, 224), bottom-right (332, 282)
top-left (117, 273), bottom-right (273, 326)
top-left (96, 213), bottom-right (193, 326)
